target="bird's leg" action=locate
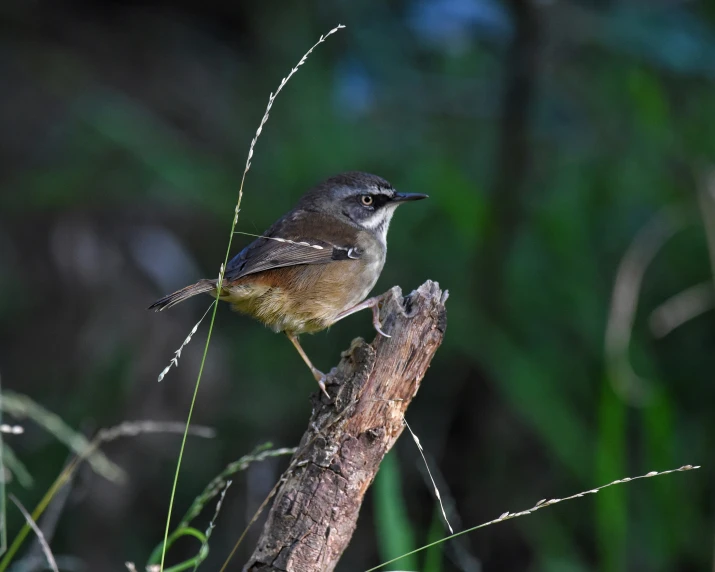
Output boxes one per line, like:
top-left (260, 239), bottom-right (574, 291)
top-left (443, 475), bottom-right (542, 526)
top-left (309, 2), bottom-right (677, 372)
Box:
top-left (286, 332), bottom-right (330, 398)
top-left (334, 295), bottom-right (391, 338)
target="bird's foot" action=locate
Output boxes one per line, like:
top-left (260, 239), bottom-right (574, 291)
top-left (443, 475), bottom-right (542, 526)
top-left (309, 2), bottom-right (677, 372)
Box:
top-left (335, 295), bottom-right (391, 338)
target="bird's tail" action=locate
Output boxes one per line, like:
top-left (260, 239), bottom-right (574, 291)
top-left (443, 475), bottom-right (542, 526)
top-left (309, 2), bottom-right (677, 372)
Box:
top-left (148, 279), bottom-right (217, 311)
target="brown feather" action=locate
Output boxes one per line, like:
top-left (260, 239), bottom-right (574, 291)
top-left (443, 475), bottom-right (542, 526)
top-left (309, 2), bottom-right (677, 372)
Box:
top-left (150, 189), bottom-right (388, 333)
top-left (225, 258), bottom-right (376, 334)
top-left (148, 279), bottom-right (217, 311)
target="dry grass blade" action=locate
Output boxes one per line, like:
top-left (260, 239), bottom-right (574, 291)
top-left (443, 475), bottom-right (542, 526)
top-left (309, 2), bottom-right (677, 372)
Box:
top-left (365, 465), bottom-right (700, 572)
top-left (402, 415), bottom-right (453, 534)
top-left (647, 168), bottom-right (715, 339)
top-left (9, 495), bottom-right (58, 572)
top-left (95, 420), bottom-right (215, 444)
top-left (1, 390), bottom-right (121, 482)
top-left (604, 206), bottom-right (686, 404)
top-left (649, 281), bottom-right (714, 337)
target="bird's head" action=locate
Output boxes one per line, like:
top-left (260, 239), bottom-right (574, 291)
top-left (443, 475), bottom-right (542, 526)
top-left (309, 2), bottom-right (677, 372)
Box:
top-left (300, 171), bottom-right (428, 243)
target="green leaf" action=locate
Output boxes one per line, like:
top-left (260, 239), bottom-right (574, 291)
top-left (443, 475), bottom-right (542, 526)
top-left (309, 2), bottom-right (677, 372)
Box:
top-left (596, 380), bottom-right (627, 572)
top-left (422, 505), bottom-right (444, 572)
top-left (373, 450), bottom-right (418, 571)
top-left (147, 527), bottom-right (208, 572)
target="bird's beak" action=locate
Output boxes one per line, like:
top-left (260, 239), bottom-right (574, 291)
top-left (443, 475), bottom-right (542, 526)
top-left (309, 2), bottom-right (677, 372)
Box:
top-left (392, 192), bottom-right (429, 203)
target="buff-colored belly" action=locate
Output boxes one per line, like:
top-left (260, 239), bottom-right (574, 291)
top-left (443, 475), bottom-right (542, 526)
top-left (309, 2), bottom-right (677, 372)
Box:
top-left (222, 256), bottom-right (384, 334)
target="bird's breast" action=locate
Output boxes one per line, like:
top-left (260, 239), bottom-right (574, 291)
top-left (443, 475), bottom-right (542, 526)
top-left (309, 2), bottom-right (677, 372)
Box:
top-left (343, 250), bottom-right (384, 309)
top-left (224, 233), bottom-right (386, 334)
top-left (224, 254), bottom-right (384, 334)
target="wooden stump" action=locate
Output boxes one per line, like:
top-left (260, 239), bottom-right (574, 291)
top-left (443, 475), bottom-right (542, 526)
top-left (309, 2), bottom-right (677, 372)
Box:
top-left (244, 280), bottom-right (448, 572)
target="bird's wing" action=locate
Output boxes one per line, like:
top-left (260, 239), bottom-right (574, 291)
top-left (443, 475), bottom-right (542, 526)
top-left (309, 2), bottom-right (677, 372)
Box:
top-left (224, 211), bottom-right (361, 281)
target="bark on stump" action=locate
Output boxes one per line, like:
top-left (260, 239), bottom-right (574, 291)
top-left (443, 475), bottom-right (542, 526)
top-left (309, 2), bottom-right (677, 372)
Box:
top-left (244, 280), bottom-right (448, 572)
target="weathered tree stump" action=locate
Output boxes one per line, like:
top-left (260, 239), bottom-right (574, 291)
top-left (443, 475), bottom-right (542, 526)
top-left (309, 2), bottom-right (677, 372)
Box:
top-left (244, 280), bottom-right (448, 572)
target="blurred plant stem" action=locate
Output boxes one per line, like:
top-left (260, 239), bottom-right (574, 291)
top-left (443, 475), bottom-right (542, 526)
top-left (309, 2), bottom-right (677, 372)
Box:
top-left (481, 0), bottom-right (539, 320)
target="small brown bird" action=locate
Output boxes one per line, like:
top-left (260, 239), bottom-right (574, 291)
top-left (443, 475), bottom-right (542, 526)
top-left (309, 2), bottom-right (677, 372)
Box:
top-left (149, 171), bottom-right (427, 396)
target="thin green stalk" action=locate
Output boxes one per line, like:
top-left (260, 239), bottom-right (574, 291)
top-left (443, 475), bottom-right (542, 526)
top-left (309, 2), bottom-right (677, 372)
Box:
top-left (159, 300), bottom-right (221, 571)
top-left (157, 24), bottom-right (345, 571)
top-left (150, 527), bottom-right (208, 571)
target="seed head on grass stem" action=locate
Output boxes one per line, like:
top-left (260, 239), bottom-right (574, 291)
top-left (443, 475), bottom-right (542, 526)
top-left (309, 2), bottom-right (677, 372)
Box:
top-left (365, 464), bottom-right (700, 572)
top-left (157, 24), bottom-right (345, 572)
top-left (402, 415), bottom-right (453, 534)
top-left (157, 301), bottom-right (216, 383)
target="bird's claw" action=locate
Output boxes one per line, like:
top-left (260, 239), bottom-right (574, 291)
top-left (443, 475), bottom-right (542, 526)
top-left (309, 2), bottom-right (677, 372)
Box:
top-left (312, 368), bottom-right (331, 399)
top-left (317, 376), bottom-right (331, 399)
top-left (371, 302), bottom-right (391, 338)
top-left (373, 318), bottom-right (391, 338)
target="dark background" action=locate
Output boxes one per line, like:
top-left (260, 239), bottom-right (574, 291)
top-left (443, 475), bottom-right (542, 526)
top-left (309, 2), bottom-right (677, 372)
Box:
top-left (0, 0), bottom-right (713, 570)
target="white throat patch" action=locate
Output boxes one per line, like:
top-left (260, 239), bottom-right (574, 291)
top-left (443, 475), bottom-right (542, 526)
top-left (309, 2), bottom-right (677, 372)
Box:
top-left (360, 204), bottom-right (399, 246)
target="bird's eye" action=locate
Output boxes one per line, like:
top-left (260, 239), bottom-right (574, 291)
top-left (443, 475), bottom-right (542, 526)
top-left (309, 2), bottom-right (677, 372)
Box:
top-left (360, 195), bottom-right (374, 206)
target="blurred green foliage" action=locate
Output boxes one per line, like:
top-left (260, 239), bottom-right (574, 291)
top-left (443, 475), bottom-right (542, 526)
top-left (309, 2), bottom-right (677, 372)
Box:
top-left (373, 450), bottom-right (418, 571)
top-left (0, 1), bottom-right (713, 570)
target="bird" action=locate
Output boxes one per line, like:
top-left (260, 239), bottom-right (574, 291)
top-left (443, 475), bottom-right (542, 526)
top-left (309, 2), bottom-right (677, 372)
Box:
top-left (149, 171), bottom-right (428, 397)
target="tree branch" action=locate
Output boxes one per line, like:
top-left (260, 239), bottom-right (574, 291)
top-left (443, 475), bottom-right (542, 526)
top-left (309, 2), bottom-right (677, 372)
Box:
top-left (244, 280), bottom-right (448, 572)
